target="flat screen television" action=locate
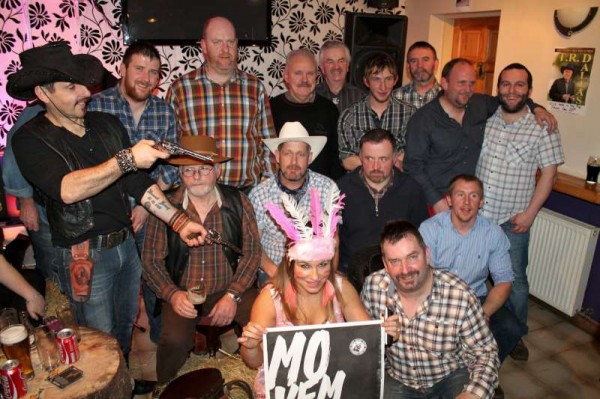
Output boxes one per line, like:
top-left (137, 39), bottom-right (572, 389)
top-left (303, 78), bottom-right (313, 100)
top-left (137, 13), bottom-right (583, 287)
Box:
top-left (121, 0), bottom-right (271, 46)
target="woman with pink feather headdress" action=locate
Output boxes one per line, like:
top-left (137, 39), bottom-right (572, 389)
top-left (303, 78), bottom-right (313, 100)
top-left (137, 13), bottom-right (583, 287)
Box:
top-left (238, 187), bottom-right (399, 397)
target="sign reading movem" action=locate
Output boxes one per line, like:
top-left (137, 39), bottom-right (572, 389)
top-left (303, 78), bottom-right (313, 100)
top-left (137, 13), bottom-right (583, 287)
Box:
top-left (263, 320), bottom-right (384, 399)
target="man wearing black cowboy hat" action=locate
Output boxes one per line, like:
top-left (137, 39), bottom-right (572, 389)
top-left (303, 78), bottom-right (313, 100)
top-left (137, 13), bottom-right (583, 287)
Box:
top-left (142, 136), bottom-right (260, 385)
top-left (7, 41), bottom-right (207, 359)
top-left (549, 63), bottom-right (577, 103)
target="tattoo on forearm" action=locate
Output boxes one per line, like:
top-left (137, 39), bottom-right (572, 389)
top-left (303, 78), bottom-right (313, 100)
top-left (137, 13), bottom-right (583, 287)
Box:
top-left (146, 187), bottom-right (169, 211)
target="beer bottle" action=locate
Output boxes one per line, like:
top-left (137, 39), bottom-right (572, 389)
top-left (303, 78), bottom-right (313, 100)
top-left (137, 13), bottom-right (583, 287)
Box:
top-left (19, 310), bottom-right (36, 350)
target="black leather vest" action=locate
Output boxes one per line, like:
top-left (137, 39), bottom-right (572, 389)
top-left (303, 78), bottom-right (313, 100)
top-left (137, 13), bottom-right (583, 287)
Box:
top-left (164, 184), bottom-right (243, 288)
top-left (28, 112), bottom-right (125, 240)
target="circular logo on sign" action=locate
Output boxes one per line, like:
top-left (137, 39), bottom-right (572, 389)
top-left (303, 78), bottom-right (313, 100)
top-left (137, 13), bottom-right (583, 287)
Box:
top-left (349, 338), bottom-right (367, 356)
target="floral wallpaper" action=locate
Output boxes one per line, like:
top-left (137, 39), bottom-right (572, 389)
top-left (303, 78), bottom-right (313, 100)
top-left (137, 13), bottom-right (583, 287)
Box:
top-left (0, 0), bottom-right (405, 147)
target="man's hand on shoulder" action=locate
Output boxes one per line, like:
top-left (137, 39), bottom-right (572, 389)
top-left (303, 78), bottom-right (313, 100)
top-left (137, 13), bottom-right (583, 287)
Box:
top-left (533, 107), bottom-right (558, 133)
top-left (455, 392), bottom-right (478, 399)
top-left (432, 198), bottom-right (449, 214)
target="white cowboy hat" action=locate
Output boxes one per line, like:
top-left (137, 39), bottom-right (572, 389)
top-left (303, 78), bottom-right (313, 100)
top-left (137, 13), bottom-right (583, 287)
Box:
top-left (263, 122), bottom-right (327, 162)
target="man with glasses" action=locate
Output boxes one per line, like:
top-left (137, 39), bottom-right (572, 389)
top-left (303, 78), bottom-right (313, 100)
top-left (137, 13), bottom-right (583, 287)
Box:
top-left (142, 136), bottom-right (261, 385)
top-left (166, 16), bottom-right (276, 193)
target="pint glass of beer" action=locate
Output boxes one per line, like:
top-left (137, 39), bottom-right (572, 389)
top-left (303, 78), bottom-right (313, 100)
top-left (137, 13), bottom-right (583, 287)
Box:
top-left (188, 281), bottom-right (207, 313)
top-left (0, 325), bottom-right (34, 380)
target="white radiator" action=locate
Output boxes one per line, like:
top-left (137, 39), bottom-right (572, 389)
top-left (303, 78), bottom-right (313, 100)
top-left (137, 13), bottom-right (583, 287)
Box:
top-left (528, 208), bottom-right (599, 316)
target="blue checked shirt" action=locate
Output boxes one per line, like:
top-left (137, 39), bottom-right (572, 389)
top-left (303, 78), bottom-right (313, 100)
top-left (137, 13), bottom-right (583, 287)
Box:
top-left (476, 108), bottom-right (564, 225)
top-left (419, 211), bottom-right (513, 297)
top-left (361, 268), bottom-right (499, 398)
top-left (88, 86), bottom-right (180, 186)
top-left (248, 170), bottom-right (337, 267)
top-left (338, 95), bottom-right (416, 160)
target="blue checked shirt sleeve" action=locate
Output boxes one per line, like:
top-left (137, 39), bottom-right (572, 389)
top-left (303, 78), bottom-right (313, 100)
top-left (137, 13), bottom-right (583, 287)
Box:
top-left (155, 107), bottom-right (180, 186)
top-left (488, 226), bottom-right (513, 284)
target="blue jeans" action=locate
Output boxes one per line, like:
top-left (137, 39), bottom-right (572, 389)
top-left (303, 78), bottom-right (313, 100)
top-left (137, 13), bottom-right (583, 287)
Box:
top-left (54, 236), bottom-right (141, 357)
top-left (501, 221), bottom-right (530, 333)
top-left (384, 368), bottom-right (469, 399)
top-left (27, 203), bottom-right (59, 281)
top-left (479, 296), bottom-right (525, 362)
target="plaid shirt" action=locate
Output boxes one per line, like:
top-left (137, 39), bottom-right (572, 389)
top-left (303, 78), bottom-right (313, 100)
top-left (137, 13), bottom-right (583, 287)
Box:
top-left (142, 185), bottom-right (260, 301)
top-left (315, 81), bottom-right (366, 113)
top-left (361, 269), bottom-right (499, 398)
top-left (338, 96), bottom-right (416, 160)
top-left (248, 170), bottom-right (337, 267)
top-left (166, 65), bottom-right (277, 188)
top-left (88, 85), bottom-right (180, 185)
top-left (476, 108), bottom-right (564, 225)
top-left (393, 80), bottom-right (442, 109)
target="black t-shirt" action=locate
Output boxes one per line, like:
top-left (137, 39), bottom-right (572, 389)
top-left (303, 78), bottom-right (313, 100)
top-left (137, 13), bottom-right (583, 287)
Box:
top-left (269, 94), bottom-right (344, 180)
top-left (12, 112), bottom-right (153, 246)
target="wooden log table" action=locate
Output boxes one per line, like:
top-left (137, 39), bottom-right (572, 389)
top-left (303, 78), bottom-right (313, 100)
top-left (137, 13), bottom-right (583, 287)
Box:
top-left (24, 327), bottom-right (131, 399)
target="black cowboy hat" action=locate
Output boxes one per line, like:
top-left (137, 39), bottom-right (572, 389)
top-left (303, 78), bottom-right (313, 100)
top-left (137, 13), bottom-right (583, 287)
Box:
top-left (561, 63), bottom-right (576, 73)
top-left (7, 41), bottom-right (104, 101)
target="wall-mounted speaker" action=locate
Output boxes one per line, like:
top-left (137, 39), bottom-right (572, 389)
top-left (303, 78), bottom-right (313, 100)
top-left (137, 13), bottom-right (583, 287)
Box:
top-left (344, 12), bottom-right (408, 92)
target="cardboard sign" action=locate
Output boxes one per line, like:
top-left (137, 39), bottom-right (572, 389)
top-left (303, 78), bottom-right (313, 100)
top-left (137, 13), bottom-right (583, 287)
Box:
top-left (263, 320), bottom-right (384, 399)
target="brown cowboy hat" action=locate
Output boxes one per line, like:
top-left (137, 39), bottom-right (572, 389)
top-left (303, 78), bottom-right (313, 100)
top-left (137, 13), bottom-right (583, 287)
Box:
top-left (167, 136), bottom-right (233, 165)
top-left (7, 41), bottom-right (104, 101)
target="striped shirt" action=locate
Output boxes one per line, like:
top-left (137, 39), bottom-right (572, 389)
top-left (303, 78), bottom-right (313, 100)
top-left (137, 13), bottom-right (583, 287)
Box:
top-left (337, 96), bottom-right (416, 160)
top-left (361, 268), bottom-right (499, 398)
top-left (88, 86), bottom-right (180, 185)
top-left (419, 211), bottom-right (512, 297)
top-left (315, 81), bottom-right (366, 113)
top-left (248, 170), bottom-right (337, 267)
top-left (166, 64), bottom-right (277, 188)
top-left (142, 185), bottom-right (260, 301)
top-left (393, 80), bottom-right (442, 109)
top-left (476, 108), bottom-right (564, 225)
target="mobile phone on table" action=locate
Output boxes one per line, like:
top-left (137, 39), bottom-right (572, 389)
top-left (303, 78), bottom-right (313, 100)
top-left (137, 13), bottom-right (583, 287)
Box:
top-left (49, 366), bottom-right (83, 389)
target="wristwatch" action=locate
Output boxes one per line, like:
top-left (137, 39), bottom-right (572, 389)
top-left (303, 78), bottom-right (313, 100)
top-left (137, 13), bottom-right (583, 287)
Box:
top-left (227, 292), bottom-right (242, 303)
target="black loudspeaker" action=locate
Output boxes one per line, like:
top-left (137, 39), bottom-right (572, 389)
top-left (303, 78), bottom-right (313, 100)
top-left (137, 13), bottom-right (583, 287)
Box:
top-left (367, 0), bottom-right (399, 9)
top-left (344, 12), bottom-right (408, 92)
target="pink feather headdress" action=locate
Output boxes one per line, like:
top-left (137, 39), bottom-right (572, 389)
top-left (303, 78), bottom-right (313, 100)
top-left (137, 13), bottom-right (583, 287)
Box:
top-left (265, 187), bottom-right (345, 262)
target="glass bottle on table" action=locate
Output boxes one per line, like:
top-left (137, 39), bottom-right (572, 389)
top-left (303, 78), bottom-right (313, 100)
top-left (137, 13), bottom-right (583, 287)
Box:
top-left (18, 311), bottom-right (36, 350)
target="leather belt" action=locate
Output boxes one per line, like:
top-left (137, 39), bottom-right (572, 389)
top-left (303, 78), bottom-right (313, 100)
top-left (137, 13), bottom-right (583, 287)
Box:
top-left (90, 228), bottom-right (130, 249)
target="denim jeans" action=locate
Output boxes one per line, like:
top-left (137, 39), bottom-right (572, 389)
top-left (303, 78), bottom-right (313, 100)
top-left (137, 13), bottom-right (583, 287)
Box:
top-left (53, 236), bottom-right (141, 357)
top-left (28, 203), bottom-right (59, 281)
top-left (479, 296), bottom-right (525, 362)
top-left (500, 221), bottom-right (530, 333)
top-left (384, 368), bottom-right (470, 399)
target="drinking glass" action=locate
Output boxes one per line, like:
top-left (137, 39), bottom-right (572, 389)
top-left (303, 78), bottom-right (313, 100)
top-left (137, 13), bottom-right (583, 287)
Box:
top-left (34, 326), bottom-right (60, 372)
top-left (586, 156), bottom-right (600, 185)
top-left (0, 308), bottom-right (18, 331)
top-left (187, 281), bottom-right (207, 312)
top-left (0, 324), bottom-right (35, 380)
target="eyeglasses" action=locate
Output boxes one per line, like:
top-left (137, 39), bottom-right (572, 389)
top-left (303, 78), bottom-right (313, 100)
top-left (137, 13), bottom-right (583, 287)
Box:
top-left (181, 166), bottom-right (214, 177)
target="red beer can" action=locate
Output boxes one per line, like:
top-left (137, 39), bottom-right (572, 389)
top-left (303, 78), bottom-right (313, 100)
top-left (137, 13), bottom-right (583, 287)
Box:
top-left (56, 328), bottom-right (80, 364)
top-left (0, 359), bottom-right (27, 398)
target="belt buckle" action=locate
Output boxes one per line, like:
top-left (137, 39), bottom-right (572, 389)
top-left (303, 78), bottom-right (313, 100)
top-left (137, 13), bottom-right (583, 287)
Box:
top-left (104, 230), bottom-right (125, 249)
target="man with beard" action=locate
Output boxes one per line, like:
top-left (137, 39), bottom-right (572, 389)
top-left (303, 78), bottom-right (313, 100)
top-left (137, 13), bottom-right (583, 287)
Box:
top-left (337, 129), bottom-right (428, 273)
top-left (393, 41), bottom-right (441, 109)
top-left (8, 42), bottom-right (206, 363)
top-left (316, 40), bottom-right (365, 113)
top-left (89, 42), bottom-right (179, 355)
top-left (142, 136), bottom-right (260, 384)
top-left (249, 122), bottom-right (337, 285)
top-left (166, 16), bottom-right (276, 192)
top-left (361, 220), bottom-right (499, 399)
top-left (476, 63), bottom-right (564, 361)
top-left (270, 49), bottom-right (343, 180)
top-left (419, 175), bottom-right (524, 371)
top-left (338, 54), bottom-right (415, 172)
top-left (404, 58), bottom-right (557, 214)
